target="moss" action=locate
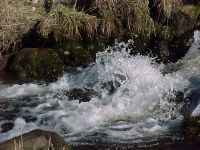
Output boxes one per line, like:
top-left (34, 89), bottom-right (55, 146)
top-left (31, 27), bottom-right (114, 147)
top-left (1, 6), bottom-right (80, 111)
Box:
top-left (62, 46), bottom-right (92, 67)
top-left (179, 4), bottom-right (200, 20)
top-left (5, 48), bottom-right (65, 81)
top-left (50, 132), bottom-right (71, 150)
top-left (157, 24), bottom-right (175, 40)
top-left (74, 46), bottom-right (90, 61)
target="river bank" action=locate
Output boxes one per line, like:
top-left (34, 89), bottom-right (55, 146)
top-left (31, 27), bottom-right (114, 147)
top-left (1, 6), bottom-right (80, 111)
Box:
top-left (0, 0), bottom-right (200, 150)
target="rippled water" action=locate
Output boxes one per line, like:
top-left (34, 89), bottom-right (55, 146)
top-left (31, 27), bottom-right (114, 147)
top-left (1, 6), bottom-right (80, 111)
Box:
top-left (0, 32), bottom-right (200, 146)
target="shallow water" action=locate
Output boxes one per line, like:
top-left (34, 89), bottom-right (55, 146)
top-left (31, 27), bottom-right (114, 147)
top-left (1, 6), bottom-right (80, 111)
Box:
top-left (0, 32), bottom-right (200, 147)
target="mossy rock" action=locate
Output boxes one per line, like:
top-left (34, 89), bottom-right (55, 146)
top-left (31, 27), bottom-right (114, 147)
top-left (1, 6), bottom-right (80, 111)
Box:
top-left (0, 129), bottom-right (71, 150)
top-left (5, 48), bottom-right (65, 81)
top-left (58, 44), bottom-right (94, 67)
top-left (73, 46), bottom-right (93, 65)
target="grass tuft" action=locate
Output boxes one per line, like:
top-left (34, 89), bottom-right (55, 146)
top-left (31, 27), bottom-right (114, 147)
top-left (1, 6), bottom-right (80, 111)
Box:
top-left (1, 0), bottom-right (197, 56)
top-left (156, 24), bottom-right (175, 39)
top-left (40, 4), bottom-right (98, 41)
top-left (179, 4), bottom-right (200, 20)
top-left (155, 0), bottom-right (183, 19)
top-left (0, 0), bottom-right (45, 55)
top-left (95, 0), bottom-right (155, 36)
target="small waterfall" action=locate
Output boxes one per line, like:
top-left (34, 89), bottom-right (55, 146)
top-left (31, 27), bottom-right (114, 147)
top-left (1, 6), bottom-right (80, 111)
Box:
top-left (1, 32), bottom-right (200, 144)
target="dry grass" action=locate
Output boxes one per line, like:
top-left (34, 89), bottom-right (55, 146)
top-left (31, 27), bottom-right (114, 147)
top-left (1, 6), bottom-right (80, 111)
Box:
top-left (40, 4), bottom-right (98, 41)
top-left (94, 0), bottom-right (125, 37)
top-left (155, 23), bottom-right (175, 39)
top-left (129, 0), bottom-right (155, 35)
top-left (0, 0), bottom-right (45, 56)
top-left (98, 15), bottom-right (120, 37)
top-left (155, 0), bottom-right (183, 19)
top-left (0, 0), bottom-right (191, 55)
top-left (179, 4), bottom-right (200, 19)
top-left (95, 0), bottom-right (155, 36)
top-left (14, 135), bottom-right (23, 150)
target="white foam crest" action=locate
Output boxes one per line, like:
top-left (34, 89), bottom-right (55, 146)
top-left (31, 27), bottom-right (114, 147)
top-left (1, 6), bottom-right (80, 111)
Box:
top-left (60, 55), bottom-right (187, 132)
top-left (0, 118), bottom-right (37, 142)
top-left (28, 42), bottom-right (188, 135)
top-left (177, 30), bottom-right (200, 79)
top-left (0, 84), bottom-right (45, 98)
top-left (191, 99), bottom-right (200, 116)
top-left (0, 40), bottom-right (191, 142)
top-left (175, 30), bottom-right (200, 117)
top-left (0, 75), bottom-right (70, 98)
top-left (48, 75), bottom-right (69, 91)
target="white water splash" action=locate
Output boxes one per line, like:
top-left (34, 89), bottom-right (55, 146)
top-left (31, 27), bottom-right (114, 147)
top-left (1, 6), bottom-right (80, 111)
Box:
top-left (191, 99), bottom-right (200, 116)
top-left (0, 75), bottom-right (70, 98)
top-left (1, 38), bottom-right (199, 143)
top-left (175, 30), bottom-right (200, 116)
top-left (177, 30), bottom-right (200, 78)
top-left (0, 84), bottom-right (45, 98)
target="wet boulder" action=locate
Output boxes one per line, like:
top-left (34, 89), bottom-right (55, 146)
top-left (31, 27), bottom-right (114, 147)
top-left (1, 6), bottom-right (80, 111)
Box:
top-left (58, 44), bottom-right (94, 68)
top-left (66, 88), bottom-right (99, 103)
top-left (0, 129), bottom-right (71, 150)
top-left (182, 116), bottom-right (200, 141)
top-left (167, 4), bottom-right (200, 61)
top-left (0, 122), bottom-right (14, 133)
top-left (5, 48), bottom-right (65, 81)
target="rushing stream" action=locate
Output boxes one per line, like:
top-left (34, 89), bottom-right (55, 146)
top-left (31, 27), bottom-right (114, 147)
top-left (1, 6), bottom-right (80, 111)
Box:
top-left (0, 31), bottom-right (200, 148)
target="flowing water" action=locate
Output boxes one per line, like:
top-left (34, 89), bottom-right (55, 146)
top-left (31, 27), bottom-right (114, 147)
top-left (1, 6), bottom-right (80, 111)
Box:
top-left (1, 31), bottom-right (200, 148)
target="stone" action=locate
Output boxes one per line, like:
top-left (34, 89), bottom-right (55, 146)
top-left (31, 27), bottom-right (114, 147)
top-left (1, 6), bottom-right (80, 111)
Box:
top-left (0, 129), bottom-right (71, 150)
top-left (182, 116), bottom-right (200, 140)
top-left (5, 48), bottom-right (65, 81)
top-left (66, 88), bottom-right (99, 103)
top-left (0, 122), bottom-right (14, 133)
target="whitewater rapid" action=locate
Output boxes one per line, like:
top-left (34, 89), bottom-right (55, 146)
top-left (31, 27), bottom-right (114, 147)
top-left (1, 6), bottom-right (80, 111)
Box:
top-left (0, 31), bottom-right (200, 144)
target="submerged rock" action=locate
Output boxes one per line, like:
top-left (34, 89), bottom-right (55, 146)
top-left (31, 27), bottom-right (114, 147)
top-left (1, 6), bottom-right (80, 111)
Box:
top-left (66, 88), bottom-right (99, 103)
top-left (0, 129), bottom-right (71, 150)
top-left (5, 48), bottom-right (65, 82)
top-left (0, 122), bottom-right (14, 133)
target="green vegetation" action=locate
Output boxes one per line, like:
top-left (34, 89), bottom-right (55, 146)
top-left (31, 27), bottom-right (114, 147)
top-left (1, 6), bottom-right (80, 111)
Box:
top-left (0, 0), bottom-right (45, 56)
top-left (155, 0), bottom-right (183, 19)
top-left (40, 4), bottom-right (98, 41)
top-left (40, 0), bottom-right (155, 41)
top-left (5, 48), bottom-right (65, 81)
top-left (95, 0), bottom-right (154, 36)
top-left (179, 4), bottom-right (200, 20)
top-left (1, 0), bottom-right (200, 56)
top-left (157, 24), bottom-right (175, 39)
